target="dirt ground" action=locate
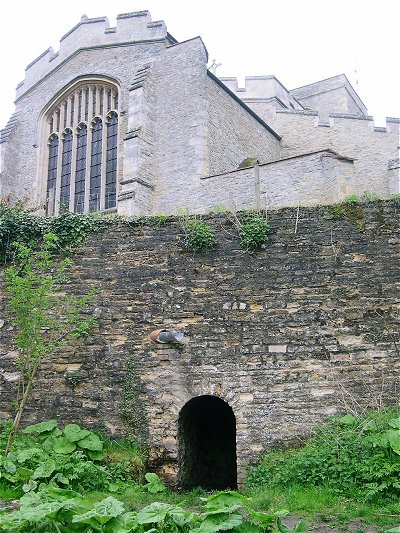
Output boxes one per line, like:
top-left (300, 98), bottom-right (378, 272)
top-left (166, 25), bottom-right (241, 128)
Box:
top-left (285, 515), bottom-right (387, 533)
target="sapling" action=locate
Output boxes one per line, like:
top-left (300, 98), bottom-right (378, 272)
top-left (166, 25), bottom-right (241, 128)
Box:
top-left (3, 233), bottom-right (96, 455)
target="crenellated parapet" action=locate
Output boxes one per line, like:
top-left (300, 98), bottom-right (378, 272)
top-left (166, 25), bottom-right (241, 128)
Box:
top-left (16, 11), bottom-right (168, 100)
top-left (220, 76), bottom-right (303, 110)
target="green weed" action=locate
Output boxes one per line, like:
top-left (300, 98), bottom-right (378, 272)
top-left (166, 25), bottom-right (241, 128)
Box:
top-left (0, 487), bottom-right (304, 532)
top-left (182, 218), bottom-right (217, 252)
top-left (237, 211), bottom-right (269, 250)
top-left (247, 406), bottom-right (400, 502)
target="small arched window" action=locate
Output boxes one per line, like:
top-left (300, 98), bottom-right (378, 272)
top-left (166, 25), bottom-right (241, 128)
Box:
top-left (44, 80), bottom-right (119, 215)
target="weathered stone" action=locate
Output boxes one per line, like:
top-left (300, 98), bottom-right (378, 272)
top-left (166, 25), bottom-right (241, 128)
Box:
top-left (0, 203), bottom-right (399, 487)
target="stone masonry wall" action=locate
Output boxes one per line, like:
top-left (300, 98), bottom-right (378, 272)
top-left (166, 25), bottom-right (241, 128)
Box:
top-left (197, 150), bottom-right (355, 212)
top-left (206, 76), bottom-right (281, 176)
top-left (0, 41), bottom-right (166, 207)
top-left (1, 202), bottom-right (399, 486)
top-left (275, 111), bottom-right (400, 197)
top-left (149, 38), bottom-right (209, 214)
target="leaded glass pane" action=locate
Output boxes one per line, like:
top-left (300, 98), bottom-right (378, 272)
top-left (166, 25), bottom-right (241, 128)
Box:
top-left (70, 95), bottom-right (75, 126)
top-left (46, 135), bottom-right (59, 215)
top-left (63, 102), bottom-right (68, 129)
top-left (74, 125), bottom-right (87, 213)
top-left (100, 87), bottom-right (104, 115)
top-left (85, 88), bottom-right (89, 121)
top-left (89, 119), bottom-right (103, 212)
top-left (78, 90), bottom-right (82, 123)
top-left (105, 113), bottom-right (118, 209)
top-left (92, 87), bottom-right (97, 116)
top-left (60, 130), bottom-right (73, 210)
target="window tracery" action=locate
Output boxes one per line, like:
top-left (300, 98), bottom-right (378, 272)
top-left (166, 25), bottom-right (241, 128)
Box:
top-left (44, 81), bottom-right (119, 215)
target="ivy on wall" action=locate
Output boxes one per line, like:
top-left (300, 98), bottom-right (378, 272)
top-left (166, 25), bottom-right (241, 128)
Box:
top-left (122, 357), bottom-right (149, 444)
top-left (0, 205), bottom-right (111, 262)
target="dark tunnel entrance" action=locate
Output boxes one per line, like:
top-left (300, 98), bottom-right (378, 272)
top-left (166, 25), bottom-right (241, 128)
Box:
top-left (178, 395), bottom-right (237, 490)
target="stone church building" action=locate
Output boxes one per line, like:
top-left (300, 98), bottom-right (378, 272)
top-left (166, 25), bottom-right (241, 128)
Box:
top-left (0, 11), bottom-right (399, 490)
top-left (0, 10), bottom-right (399, 215)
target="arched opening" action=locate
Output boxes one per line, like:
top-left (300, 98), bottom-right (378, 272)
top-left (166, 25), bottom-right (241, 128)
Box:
top-left (178, 395), bottom-right (237, 490)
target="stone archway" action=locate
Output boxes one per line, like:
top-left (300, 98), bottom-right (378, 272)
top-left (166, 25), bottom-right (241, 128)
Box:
top-left (178, 395), bottom-right (237, 490)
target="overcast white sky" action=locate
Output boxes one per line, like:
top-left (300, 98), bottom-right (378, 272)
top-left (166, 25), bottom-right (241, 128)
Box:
top-left (0, 0), bottom-right (399, 129)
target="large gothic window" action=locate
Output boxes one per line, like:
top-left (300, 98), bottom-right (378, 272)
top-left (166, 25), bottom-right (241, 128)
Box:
top-left (45, 81), bottom-right (119, 215)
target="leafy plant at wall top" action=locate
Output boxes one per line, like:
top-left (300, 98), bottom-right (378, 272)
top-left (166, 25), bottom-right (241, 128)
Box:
top-left (3, 234), bottom-right (96, 455)
top-left (328, 191), bottom-right (384, 230)
top-left (0, 204), bottom-right (45, 263)
top-left (181, 216), bottom-right (217, 252)
top-left (0, 204), bottom-right (113, 262)
top-left (48, 208), bottom-right (111, 249)
top-left (236, 210), bottom-right (269, 251)
top-left (328, 202), bottom-right (365, 230)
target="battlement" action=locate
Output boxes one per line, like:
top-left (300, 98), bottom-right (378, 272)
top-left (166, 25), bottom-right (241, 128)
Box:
top-left (220, 76), bottom-right (302, 110)
top-left (276, 108), bottom-right (400, 132)
top-left (16, 11), bottom-right (168, 100)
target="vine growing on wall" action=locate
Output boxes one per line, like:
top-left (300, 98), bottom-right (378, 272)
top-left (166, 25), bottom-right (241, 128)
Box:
top-left (122, 357), bottom-right (149, 445)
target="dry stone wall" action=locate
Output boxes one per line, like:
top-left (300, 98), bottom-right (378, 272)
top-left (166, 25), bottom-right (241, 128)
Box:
top-left (1, 202), bottom-right (399, 486)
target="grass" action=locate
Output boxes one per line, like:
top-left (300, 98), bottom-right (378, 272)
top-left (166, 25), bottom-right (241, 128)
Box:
top-left (244, 484), bottom-right (400, 530)
top-left (0, 481), bottom-right (21, 502)
top-left (86, 484), bottom-right (208, 511)
top-left (1, 479), bottom-right (399, 531)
